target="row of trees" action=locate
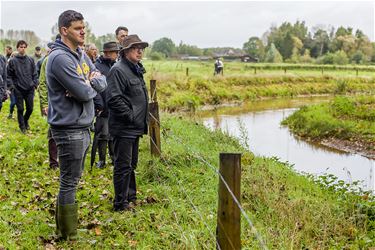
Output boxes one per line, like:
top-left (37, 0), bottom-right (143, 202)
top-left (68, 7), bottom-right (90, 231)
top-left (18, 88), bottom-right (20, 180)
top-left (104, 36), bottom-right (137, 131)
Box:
top-left (146, 22), bottom-right (375, 64)
top-left (1, 21), bottom-right (374, 65)
top-left (243, 21), bottom-right (375, 64)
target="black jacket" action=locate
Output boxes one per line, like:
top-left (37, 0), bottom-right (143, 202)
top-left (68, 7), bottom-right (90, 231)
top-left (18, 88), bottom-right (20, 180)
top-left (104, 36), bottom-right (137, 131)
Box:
top-left (94, 56), bottom-right (115, 118)
top-left (0, 55), bottom-right (7, 100)
top-left (107, 58), bottom-right (148, 137)
top-left (7, 54), bottom-right (38, 91)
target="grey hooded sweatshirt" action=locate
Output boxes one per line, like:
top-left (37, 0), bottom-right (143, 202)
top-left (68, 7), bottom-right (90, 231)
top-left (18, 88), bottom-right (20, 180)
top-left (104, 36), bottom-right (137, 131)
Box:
top-left (46, 40), bottom-right (107, 129)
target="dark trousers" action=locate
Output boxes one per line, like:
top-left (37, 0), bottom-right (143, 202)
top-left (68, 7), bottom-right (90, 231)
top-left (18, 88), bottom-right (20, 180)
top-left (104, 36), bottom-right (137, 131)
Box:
top-left (48, 128), bottom-right (58, 168)
top-left (52, 129), bottom-right (91, 205)
top-left (113, 136), bottom-right (139, 210)
top-left (14, 87), bottom-right (34, 130)
top-left (94, 117), bottom-right (114, 164)
top-left (9, 91), bottom-right (16, 115)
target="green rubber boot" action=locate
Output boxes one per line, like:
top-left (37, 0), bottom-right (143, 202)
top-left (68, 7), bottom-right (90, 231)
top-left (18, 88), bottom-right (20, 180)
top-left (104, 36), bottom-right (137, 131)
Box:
top-left (55, 201), bottom-right (62, 238)
top-left (58, 203), bottom-right (78, 241)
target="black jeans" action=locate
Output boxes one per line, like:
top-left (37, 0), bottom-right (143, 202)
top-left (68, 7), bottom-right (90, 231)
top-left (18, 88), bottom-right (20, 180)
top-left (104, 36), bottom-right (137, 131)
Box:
top-left (14, 87), bottom-right (34, 130)
top-left (52, 128), bottom-right (91, 205)
top-left (113, 136), bottom-right (139, 210)
top-left (9, 91), bottom-right (16, 115)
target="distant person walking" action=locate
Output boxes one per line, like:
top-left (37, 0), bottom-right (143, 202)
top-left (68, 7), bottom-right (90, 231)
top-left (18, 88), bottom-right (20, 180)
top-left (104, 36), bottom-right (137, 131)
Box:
top-left (7, 40), bottom-right (38, 133)
top-left (214, 58), bottom-right (224, 75)
top-left (47, 10), bottom-right (106, 241)
top-left (107, 34), bottom-right (149, 211)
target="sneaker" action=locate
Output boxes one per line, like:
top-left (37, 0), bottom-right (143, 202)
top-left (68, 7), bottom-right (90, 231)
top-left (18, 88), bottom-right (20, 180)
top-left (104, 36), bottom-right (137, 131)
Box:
top-left (20, 128), bottom-right (26, 134)
top-left (25, 122), bottom-right (30, 130)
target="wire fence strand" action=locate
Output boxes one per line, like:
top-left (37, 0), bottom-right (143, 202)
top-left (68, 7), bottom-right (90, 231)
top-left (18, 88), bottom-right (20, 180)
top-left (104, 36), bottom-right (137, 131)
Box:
top-left (149, 114), bottom-right (268, 250)
top-left (149, 135), bottom-right (221, 249)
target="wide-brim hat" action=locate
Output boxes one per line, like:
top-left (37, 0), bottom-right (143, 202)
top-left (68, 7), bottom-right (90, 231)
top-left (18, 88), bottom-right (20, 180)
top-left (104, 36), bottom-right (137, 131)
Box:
top-left (101, 41), bottom-right (120, 52)
top-left (119, 34), bottom-right (148, 53)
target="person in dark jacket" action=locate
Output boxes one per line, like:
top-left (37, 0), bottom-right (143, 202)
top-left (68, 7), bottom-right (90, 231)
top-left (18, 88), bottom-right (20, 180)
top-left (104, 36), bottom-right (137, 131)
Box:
top-left (115, 26), bottom-right (128, 44)
top-left (6, 49), bottom-right (16, 119)
top-left (107, 34), bottom-right (149, 211)
top-left (0, 54), bottom-right (7, 111)
top-left (5, 46), bottom-right (12, 61)
top-left (92, 41), bottom-right (119, 169)
top-left (7, 40), bottom-right (38, 133)
top-left (46, 10), bottom-right (106, 241)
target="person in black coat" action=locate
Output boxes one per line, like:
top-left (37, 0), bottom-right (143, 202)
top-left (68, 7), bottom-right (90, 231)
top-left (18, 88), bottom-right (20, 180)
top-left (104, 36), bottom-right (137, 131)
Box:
top-left (106, 35), bottom-right (149, 211)
top-left (7, 40), bottom-right (38, 133)
top-left (0, 54), bottom-right (7, 111)
top-left (92, 42), bottom-right (119, 168)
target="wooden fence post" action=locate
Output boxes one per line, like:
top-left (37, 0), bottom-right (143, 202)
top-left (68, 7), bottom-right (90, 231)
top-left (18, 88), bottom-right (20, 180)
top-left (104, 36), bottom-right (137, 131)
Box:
top-left (186, 67), bottom-right (189, 76)
top-left (254, 67), bottom-right (257, 75)
top-left (150, 79), bottom-right (157, 102)
top-left (217, 153), bottom-right (241, 250)
top-left (148, 79), bottom-right (161, 157)
top-left (149, 102), bottom-right (161, 157)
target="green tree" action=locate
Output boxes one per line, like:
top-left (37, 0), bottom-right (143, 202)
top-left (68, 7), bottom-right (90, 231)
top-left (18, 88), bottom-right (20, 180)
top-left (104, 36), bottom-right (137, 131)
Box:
top-left (243, 36), bottom-right (265, 61)
top-left (313, 29), bottom-right (330, 57)
top-left (265, 43), bottom-right (283, 63)
top-left (151, 37), bottom-right (176, 58)
top-left (177, 41), bottom-right (203, 56)
top-left (266, 21), bottom-right (308, 60)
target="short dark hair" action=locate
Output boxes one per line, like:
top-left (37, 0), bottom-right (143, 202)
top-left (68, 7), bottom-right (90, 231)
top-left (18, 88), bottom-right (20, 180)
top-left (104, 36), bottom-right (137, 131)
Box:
top-left (115, 26), bottom-right (128, 36)
top-left (35, 46), bottom-right (41, 51)
top-left (6, 45), bottom-right (12, 50)
top-left (16, 40), bottom-right (28, 48)
top-left (58, 10), bottom-right (84, 31)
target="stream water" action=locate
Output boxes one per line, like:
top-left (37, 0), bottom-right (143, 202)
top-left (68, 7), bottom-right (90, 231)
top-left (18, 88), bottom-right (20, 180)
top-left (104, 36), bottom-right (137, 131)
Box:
top-left (200, 97), bottom-right (375, 192)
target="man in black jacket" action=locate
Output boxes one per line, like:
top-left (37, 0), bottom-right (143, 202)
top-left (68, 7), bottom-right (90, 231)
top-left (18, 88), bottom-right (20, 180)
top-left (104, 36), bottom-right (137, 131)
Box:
top-left (106, 35), bottom-right (149, 211)
top-left (92, 41), bottom-right (119, 169)
top-left (7, 40), bottom-right (38, 133)
top-left (0, 54), bottom-right (7, 111)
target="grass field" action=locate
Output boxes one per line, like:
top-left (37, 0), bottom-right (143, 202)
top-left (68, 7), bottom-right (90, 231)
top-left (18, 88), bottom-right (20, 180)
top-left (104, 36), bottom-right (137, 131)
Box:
top-left (281, 95), bottom-right (375, 150)
top-left (0, 94), bottom-right (374, 248)
top-left (141, 60), bottom-right (375, 111)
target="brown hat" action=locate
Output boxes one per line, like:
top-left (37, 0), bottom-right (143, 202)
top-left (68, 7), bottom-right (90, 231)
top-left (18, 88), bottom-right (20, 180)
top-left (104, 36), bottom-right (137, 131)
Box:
top-left (119, 34), bottom-right (148, 52)
top-left (101, 41), bottom-right (120, 52)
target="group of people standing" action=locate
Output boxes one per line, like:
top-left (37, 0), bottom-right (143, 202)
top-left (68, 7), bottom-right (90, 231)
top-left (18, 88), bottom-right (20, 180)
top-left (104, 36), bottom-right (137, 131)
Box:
top-left (1, 9), bottom-right (150, 241)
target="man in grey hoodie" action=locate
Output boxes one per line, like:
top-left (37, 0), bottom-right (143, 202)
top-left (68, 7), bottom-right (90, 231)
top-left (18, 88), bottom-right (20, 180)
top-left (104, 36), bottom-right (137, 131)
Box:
top-left (46, 10), bottom-right (106, 241)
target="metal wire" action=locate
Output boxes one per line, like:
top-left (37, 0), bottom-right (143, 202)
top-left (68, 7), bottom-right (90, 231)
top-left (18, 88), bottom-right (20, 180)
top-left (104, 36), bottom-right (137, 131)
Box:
top-left (163, 125), bottom-right (269, 250)
top-left (149, 135), bottom-right (221, 249)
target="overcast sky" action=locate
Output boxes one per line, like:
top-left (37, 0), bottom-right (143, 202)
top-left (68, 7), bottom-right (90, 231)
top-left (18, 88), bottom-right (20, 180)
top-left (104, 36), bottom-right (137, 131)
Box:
top-left (0, 0), bottom-right (374, 48)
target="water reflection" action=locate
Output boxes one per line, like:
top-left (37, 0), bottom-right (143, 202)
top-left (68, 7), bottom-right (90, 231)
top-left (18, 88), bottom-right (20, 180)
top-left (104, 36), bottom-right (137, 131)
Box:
top-left (201, 99), bottom-right (375, 192)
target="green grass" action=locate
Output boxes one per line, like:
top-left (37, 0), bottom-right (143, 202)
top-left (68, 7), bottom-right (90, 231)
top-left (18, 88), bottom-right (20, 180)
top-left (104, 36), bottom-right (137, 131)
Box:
top-left (142, 60), bottom-right (375, 111)
top-left (0, 96), bottom-right (374, 249)
top-left (281, 96), bottom-right (375, 148)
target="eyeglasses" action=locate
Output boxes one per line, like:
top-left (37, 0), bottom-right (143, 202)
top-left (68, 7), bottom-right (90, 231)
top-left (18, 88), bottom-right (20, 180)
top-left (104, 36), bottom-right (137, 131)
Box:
top-left (131, 46), bottom-right (144, 52)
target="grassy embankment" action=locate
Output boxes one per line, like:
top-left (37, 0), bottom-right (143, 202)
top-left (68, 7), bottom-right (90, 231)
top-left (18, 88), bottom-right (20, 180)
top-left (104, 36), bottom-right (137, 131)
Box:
top-left (282, 95), bottom-right (375, 157)
top-left (142, 60), bottom-right (375, 111)
top-left (0, 94), bottom-right (374, 248)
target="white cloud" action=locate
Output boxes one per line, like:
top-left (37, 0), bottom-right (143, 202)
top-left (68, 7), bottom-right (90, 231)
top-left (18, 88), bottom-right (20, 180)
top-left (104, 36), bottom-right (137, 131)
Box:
top-left (1, 1), bottom-right (373, 48)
